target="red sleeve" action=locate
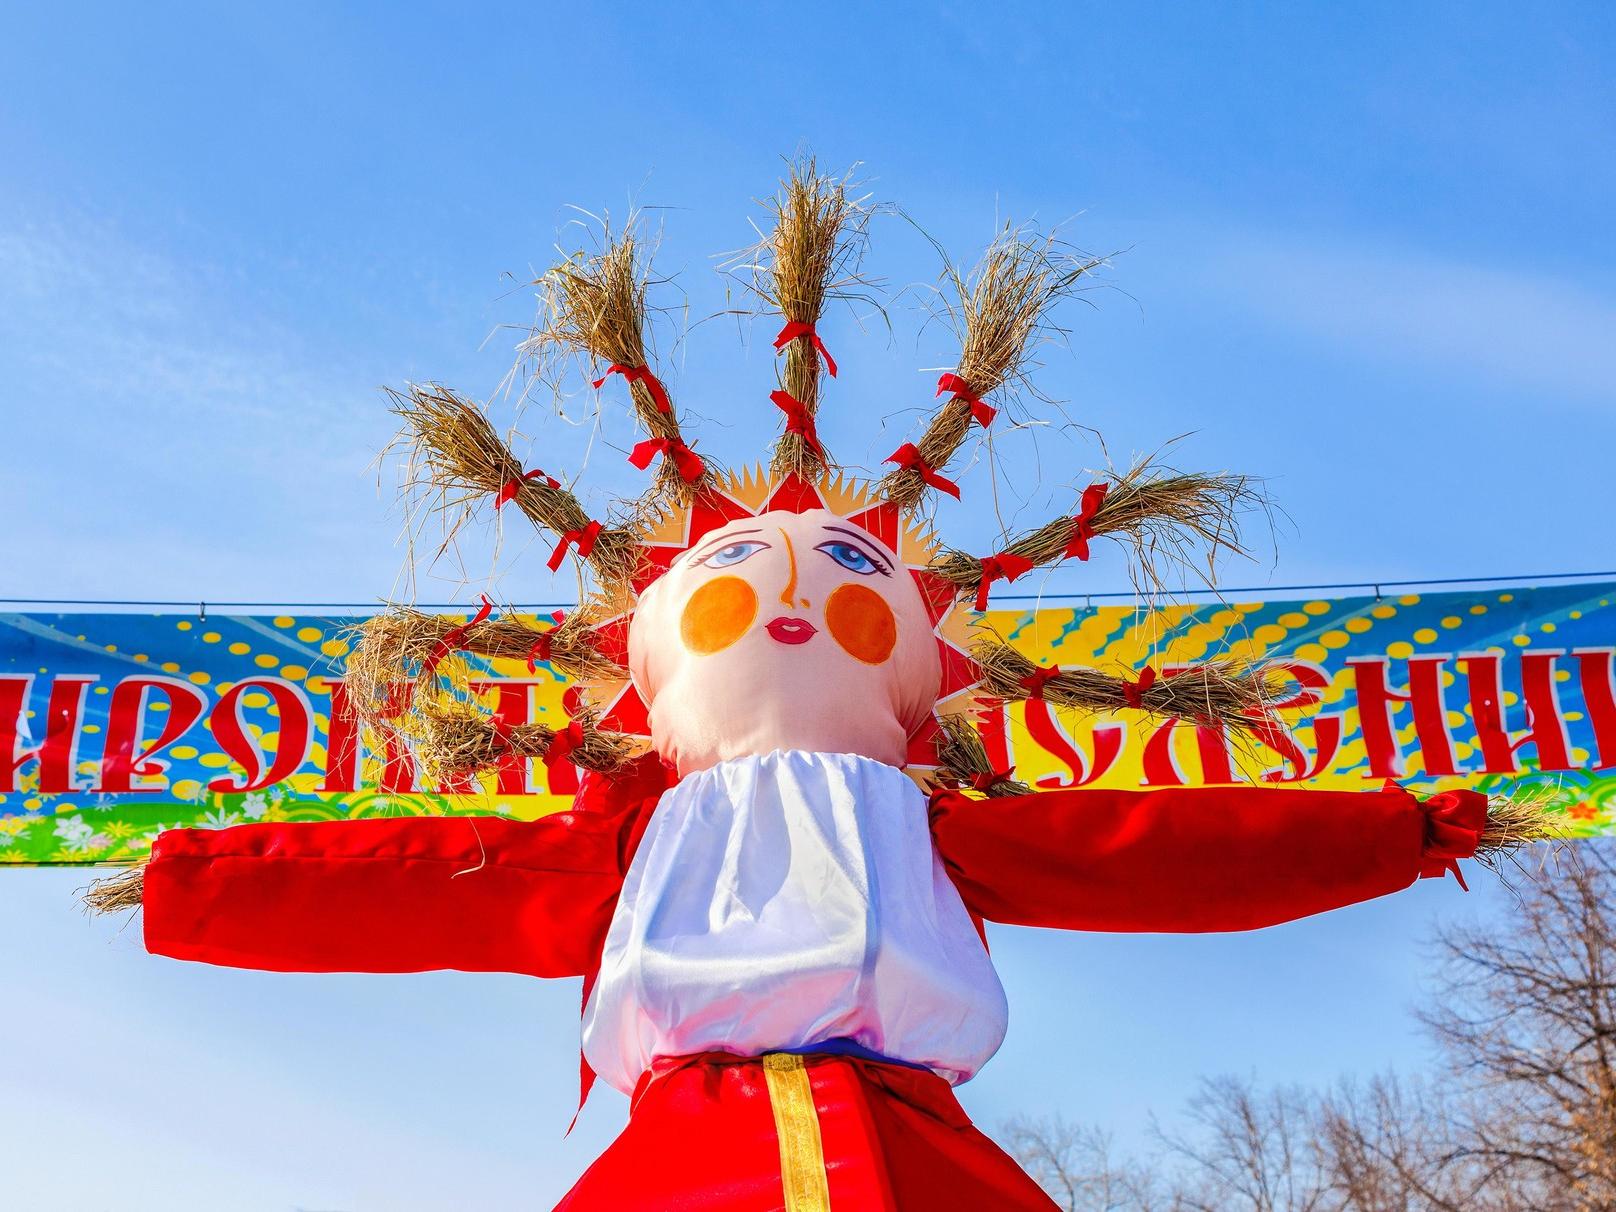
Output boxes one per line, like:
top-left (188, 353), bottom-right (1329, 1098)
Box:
top-left (144, 757), bottom-right (671, 977)
top-left (928, 783), bottom-right (1485, 933)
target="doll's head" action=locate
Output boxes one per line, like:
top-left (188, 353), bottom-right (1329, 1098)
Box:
top-left (627, 507), bottom-right (942, 775)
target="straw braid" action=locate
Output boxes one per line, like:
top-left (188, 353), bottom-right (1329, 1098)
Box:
top-left (973, 638), bottom-right (1282, 734)
top-left (882, 230), bottom-right (1103, 511)
top-left (758, 160), bottom-right (870, 480)
top-left (342, 606), bottom-right (624, 733)
top-left (414, 702), bottom-right (639, 782)
top-left (387, 384), bottom-right (641, 588)
top-left (526, 228), bottom-right (713, 504)
top-left (930, 467), bottom-right (1256, 606)
top-left (934, 713), bottom-right (1032, 797)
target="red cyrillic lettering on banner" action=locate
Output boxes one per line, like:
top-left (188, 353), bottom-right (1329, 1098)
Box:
top-left (97, 676), bottom-right (208, 793)
top-left (208, 678), bottom-right (315, 793)
top-left (0, 675), bottom-right (99, 794)
top-left (1346, 654), bottom-right (1466, 779)
top-left (1251, 660), bottom-right (1343, 782)
top-left (1575, 648), bottom-right (1616, 770)
top-left (1022, 697), bottom-right (1125, 788)
top-left (1462, 649), bottom-right (1575, 775)
top-left (321, 678), bottom-right (418, 793)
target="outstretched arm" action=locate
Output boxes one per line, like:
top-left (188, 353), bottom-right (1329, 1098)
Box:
top-left (929, 782), bottom-right (1485, 933)
top-left (128, 757), bottom-right (669, 977)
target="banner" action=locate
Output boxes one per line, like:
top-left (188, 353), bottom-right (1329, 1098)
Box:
top-left (4, 581), bottom-right (1614, 864)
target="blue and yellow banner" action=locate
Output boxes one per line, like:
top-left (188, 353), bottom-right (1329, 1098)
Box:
top-left (4, 581), bottom-right (1613, 863)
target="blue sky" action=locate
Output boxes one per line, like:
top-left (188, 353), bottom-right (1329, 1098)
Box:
top-left (2, 2), bottom-right (1613, 1208)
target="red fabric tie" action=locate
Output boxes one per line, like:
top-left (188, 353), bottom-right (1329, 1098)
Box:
top-left (548, 519), bottom-right (603, 572)
top-left (973, 552), bottom-right (1036, 610)
top-left (770, 389), bottom-right (826, 458)
top-left (495, 467), bottom-right (560, 508)
top-left (627, 436), bottom-right (705, 483)
top-left (1385, 780), bottom-right (1487, 890)
top-left (1019, 664), bottom-right (1063, 700)
top-left (1121, 665), bottom-right (1158, 710)
top-left (936, 372), bottom-right (996, 427)
top-left (420, 595), bottom-right (494, 679)
top-left (970, 766), bottom-right (1015, 793)
top-left (773, 319), bottom-right (837, 378)
top-left (525, 610), bottom-right (566, 673)
top-left (884, 442), bottom-right (960, 498)
top-left (547, 719), bottom-right (586, 764)
top-left (592, 363), bottom-right (671, 413)
top-left (1064, 482), bottom-right (1110, 561)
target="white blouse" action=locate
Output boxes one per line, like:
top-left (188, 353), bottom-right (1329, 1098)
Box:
top-left (581, 750), bottom-right (1009, 1095)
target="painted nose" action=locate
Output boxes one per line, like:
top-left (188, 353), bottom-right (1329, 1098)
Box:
top-left (777, 529), bottom-right (811, 609)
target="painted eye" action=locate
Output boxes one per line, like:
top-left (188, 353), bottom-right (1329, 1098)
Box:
top-left (701, 541), bottom-right (766, 569)
top-left (817, 540), bottom-right (884, 576)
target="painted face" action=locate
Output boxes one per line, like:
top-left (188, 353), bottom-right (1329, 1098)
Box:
top-left (628, 508), bottom-right (943, 776)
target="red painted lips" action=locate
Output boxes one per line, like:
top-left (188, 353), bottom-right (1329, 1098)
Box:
top-left (765, 616), bottom-right (817, 645)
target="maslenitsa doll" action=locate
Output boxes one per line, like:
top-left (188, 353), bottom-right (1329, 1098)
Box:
top-left (88, 163), bottom-right (1548, 1211)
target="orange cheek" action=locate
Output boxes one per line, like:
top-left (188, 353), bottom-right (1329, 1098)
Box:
top-left (825, 583), bottom-right (897, 665)
top-left (679, 576), bottom-right (759, 654)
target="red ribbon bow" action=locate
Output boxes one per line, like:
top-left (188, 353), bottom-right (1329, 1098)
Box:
top-left (547, 519), bottom-right (603, 572)
top-left (1064, 482), bottom-right (1110, 561)
top-left (546, 718), bottom-right (587, 764)
top-left (628, 436), bottom-right (705, 483)
top-left (1019, 664), bottom-right (1064, 700)
top-left (525, 610), bottom-right (566, 673)
top-left (495, 467), bottom-right (560, 508)
top-left (974, 552), bottom-right (1036, 611)
top-left (935, 372), bottom-right (996, 428)
top-left (592, 363), bottom-right (672, 414)
top-left (1389, 780), bottom-right (1486, 890)
top-left (1121, 665), bottom-right (1158, 710)
top-left (883, 443), bottom-right (960, 499)
top-left (421, 594), bottom-right (494, 679)
top-left (970, 766), bottom-right (1015, 793)
top-left (773, 320), bottom-right (837, 378)
top-left (770, 390), bottom-right (826, 458)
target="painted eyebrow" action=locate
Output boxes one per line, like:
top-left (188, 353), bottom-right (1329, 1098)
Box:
top-left (688, 529), bottom-right (766, 564)
top-left (818, 526), bottom-right (894, 575)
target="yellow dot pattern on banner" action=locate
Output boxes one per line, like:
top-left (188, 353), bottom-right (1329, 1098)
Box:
top-left (229, 642), bottom-right (250, 655)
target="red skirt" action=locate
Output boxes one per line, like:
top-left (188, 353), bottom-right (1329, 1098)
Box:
top-left (555, 1051), bottom-right (1057, 1211)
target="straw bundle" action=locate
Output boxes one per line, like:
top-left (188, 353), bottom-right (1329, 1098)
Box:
top-left (931, 466), bottom-right (1257, 604)
top-left (342, 606), bottom-right (623, 730)
top-left (522, 227), bottom-right (711, 504)
top-left (882, 230), bottom-right (1103, 510)
top-left (1475, 788), bottom-right (1568, 871)
top-left (82, 863), bottom-right (145, 916)
top-left (973, 637), bottom-right (1282, 733)
top-left (413, 702), bottom-right (639, 782)
top-left (750, 159), bottom-right (872, 480)
top-left (934, 713), bottom-right (1032, 798)
top-left (388, 384), bottom-right (642, 589)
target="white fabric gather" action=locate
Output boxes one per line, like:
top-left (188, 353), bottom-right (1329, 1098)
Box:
top-left (581, 749), bottom-right (1009, 1095)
